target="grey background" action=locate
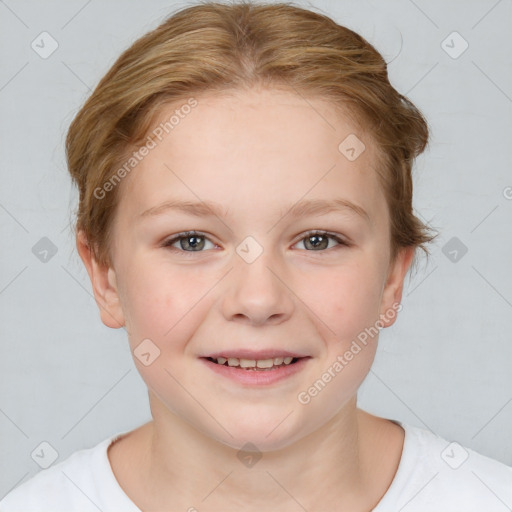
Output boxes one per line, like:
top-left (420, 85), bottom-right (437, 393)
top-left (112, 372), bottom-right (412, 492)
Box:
top-left (1, 0), bottom-right (511, 498)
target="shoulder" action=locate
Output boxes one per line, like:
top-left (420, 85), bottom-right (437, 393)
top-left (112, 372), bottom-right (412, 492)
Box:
top-left (0, 432), bottom-right (140, 512)
top-left (375, 421), bottom-right (512, 512)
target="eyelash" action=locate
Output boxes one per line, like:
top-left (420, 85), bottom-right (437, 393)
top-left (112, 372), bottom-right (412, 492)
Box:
top-left (161, 230), bottom-right (349, 255)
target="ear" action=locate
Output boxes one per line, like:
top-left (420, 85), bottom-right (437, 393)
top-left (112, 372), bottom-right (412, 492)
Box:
top-left (76, 230), bottom-right (125, 329)
top-left (378, 246), bottom-right (415, 328)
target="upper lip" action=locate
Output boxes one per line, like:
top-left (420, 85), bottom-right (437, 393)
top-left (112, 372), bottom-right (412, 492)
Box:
top-left (203, 350), bottom-right (310, 360)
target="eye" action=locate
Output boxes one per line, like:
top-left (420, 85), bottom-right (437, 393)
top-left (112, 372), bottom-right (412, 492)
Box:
top-left (162, 231), bottom-right (216, 252)
top-left (294, 230), bottom-right (348, 251)
top-left (161, 230), bottom-right (348, 254)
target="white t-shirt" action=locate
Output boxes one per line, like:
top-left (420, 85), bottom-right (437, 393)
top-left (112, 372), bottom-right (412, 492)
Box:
top-left (1, 421), bottom-right (511, 511)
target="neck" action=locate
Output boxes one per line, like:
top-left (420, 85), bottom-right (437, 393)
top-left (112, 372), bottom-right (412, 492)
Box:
top-left (113, 395), bottom-right (402, 511)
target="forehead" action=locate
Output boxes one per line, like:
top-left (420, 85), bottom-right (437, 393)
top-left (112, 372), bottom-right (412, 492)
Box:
top-left (118, 87), bottom-right (386, 225)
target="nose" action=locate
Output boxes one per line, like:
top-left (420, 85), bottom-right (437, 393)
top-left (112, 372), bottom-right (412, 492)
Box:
top-left (220, 248), bottom-right (294, 326)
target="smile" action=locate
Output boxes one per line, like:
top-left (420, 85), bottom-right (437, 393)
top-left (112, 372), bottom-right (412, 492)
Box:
top-left (201, 355), bottom-right (310, 385)
top-left (207, 356), bottom-right (298, 371)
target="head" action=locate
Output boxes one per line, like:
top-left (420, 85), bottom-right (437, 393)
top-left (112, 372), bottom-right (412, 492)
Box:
top-left (68, 1), bottom-right (436, 450)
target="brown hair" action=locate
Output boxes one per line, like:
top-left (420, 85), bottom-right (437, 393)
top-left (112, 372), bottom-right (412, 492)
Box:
top-left (66, 0), bottom-right (436, 269)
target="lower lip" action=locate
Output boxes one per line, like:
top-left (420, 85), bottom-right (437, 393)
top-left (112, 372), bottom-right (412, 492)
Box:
top-left (201, 357), bottom-right (310, 386)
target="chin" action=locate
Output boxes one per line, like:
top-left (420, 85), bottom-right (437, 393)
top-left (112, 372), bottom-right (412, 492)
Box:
top-left (205, 410), bottom-right (307, 453)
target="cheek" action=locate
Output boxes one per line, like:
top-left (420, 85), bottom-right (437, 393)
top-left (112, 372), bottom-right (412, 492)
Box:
top-left (118, 263), bottom-right (208, 396)
top-left (118, 259), bottom-right (203, 346)
top-left (306, 258), bottom-right (384, 342)
top-left (295, 263), bottom-right (382, 416)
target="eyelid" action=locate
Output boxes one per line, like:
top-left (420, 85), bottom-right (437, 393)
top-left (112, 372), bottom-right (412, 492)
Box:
top-left (294, 229), bottom-right (348, 243)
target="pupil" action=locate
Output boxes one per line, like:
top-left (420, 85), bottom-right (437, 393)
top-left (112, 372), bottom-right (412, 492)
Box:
top-left (180, 235), bottom-right (329, 251)
top-left (182, 236), bottom-right (204, 251)
top-left (307, 235), bottom-right (327, 250)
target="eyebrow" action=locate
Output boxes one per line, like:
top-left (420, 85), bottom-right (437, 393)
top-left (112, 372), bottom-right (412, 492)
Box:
top-left (139, 198), bottom-right (371, 224)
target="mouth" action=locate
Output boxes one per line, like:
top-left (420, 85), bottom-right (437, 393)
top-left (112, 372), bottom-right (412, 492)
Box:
top-left (204, 355), bottom-right (302, 371)
top-left (200, 351), bottom-right (311, 385)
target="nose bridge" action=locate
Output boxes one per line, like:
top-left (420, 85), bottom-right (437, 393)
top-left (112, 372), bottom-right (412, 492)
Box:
top-left (221, 240), bottom-right (294, 325)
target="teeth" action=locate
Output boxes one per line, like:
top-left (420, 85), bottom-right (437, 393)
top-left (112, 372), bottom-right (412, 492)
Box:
top-left (256, 359), bottom-right (274, 368)
top-left (212, 356), bottom-right (296, 368)
top-left (239, 359), bottom-right (256, 368)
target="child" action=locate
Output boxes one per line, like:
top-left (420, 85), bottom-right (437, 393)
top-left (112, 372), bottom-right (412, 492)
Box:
top-left (2, 1), bottom-right (511, 511)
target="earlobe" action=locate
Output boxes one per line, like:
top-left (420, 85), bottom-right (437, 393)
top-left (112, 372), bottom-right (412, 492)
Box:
top-left (378, 247), bottom-right (415, 328)
top-left (76, 230), bottom-right (125, 329)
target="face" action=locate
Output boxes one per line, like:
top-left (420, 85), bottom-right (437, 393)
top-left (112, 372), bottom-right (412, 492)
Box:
top-left (80, 87), bottom-right (412, 451)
